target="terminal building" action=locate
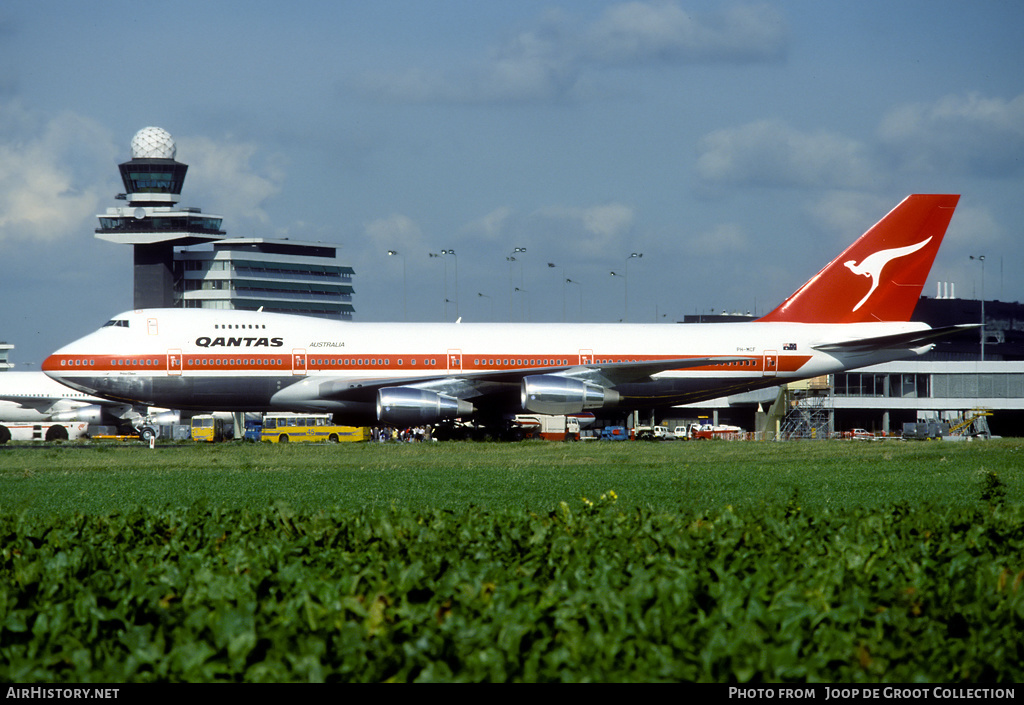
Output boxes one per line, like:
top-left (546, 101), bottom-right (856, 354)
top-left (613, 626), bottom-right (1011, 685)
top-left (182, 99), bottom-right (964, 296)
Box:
top-left (0, 342), bottom-right (12, 372)
top-left (96, 127), bottom-right (354, 319)
top-left (672, 295), bottom-right (1024, 438)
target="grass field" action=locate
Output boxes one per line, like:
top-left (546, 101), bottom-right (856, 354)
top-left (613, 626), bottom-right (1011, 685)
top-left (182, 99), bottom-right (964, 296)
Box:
top-left (2, 438), bottom-right (1022, 682)
top-left (2, 437), bottom-right (1022, 516)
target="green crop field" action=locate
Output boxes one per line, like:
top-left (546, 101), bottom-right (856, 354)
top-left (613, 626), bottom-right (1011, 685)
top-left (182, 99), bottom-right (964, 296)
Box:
top-left (2, 439), bottom-right (1022, 682)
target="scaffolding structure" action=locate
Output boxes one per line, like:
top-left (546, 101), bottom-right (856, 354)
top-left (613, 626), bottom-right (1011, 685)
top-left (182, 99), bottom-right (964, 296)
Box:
top-left (766, 377), bottom-right (834, 440)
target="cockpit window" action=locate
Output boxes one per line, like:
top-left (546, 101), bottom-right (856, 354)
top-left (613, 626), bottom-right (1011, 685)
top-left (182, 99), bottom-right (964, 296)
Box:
top-left (102, 319), bottom-right (130, 328)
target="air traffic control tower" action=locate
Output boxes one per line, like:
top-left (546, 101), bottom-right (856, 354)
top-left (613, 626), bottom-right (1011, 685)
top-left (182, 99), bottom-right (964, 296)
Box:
top-left (95, 127), bottom-right (226, 308)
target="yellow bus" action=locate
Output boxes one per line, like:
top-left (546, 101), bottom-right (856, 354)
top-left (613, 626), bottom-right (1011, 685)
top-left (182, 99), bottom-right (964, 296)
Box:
top-left (261, 413), bottom-right (369, 443)
top-left (191, 414), bottom-right (226, 442)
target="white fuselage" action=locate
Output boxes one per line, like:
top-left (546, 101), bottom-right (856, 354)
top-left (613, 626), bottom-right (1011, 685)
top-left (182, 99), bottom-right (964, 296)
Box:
top-left (42, 309), bottom-right (933, 423)
top-left (0, 371), bottom-right (125, 423)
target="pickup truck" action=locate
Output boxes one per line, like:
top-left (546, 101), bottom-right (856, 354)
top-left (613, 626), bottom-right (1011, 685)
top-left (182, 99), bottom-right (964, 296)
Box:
top-left (634, 425), bottom-right (675, 441)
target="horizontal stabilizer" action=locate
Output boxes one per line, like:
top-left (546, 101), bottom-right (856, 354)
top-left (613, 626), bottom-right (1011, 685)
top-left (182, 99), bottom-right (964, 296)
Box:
top-left (812, 324), bottom-right (979, 353)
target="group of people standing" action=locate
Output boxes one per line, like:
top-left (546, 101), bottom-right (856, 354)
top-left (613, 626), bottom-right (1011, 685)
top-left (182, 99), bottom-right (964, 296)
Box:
top-left (370, 426), bottom-right (432, 443)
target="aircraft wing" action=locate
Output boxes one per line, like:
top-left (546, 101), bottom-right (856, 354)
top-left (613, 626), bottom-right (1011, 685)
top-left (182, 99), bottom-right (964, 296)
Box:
top-left (0, 397), bottom-right (63, 416)
top-left (552, 357), bottom-right (756, 387)
top-left (812, 324), bottom-right (979, 354)
top-left (273, 356), bottom-right (756, 408)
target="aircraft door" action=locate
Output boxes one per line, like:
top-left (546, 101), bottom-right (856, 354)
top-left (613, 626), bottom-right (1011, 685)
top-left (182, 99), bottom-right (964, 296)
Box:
top-left (579, 349), bottom-right (594, 365)
top-left (292, 349), bottom-right (307, 375)
top-left (147, 318), bottom-right (159, 336)
top-left (447, 349), bottom-right (463, 372)
top-left (762, 351), bottom-right (778, 377)
top-left (167, 349), bottom-right (182, 376)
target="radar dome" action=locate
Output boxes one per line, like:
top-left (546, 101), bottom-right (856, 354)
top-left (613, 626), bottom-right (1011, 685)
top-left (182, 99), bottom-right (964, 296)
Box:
top-left (131, 127), bottom-right (176, 159)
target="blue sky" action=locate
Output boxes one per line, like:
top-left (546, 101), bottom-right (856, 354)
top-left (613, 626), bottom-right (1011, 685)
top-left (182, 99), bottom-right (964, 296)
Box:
top-left (2, 1), bottom-right (1023, 366)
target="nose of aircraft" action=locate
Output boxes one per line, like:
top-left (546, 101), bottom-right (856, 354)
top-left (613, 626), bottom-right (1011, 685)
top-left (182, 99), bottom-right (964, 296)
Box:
top-left (41, 339), bottom-right (84, 384)
top-left (41, 351), bottom-right (64, 379)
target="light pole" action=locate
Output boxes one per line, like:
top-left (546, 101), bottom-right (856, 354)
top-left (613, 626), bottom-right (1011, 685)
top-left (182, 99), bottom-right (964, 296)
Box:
top-left (477, 292), bottom-right (493, 320)
top-left (428, 252), bottom-right (444, 321)
top-left (548, 262), bottom-right (566, 321)
top-left (566, 278), bottom-right (583, 321)
top-left (610, 252), bottom-right (642, 322)
top-left (609, 271), bottom-right (624, 321)
top-left (386, 250), bottom-right (406, 321)
top-left (971, 254), bottom-right (986, 361)
top-left (442, 249), bottom-right (458, 320)
top-left (514, 287), bottom-right (530, 322)
top-left (625, 252), bottom-right (642, 322)
top-left (507, 247), bottom-right (526, 321)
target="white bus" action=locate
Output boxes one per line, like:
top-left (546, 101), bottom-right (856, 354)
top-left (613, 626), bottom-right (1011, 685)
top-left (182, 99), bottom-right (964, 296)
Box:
top-left (0, 421), bottom-right (89, 444)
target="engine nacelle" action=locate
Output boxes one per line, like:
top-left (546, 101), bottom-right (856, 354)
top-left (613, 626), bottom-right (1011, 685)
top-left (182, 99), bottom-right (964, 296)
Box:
top-left (50, 404), bottom-right (113, 425)
top-left (520, 375), bottom-right (620, 415)
top-left (145, 410), bottom-right (181, 426)
top-left (377, 387), bottom-right (475, 425)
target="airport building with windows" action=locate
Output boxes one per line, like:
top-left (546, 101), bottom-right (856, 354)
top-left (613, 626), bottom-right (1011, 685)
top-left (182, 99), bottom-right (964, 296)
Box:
top-left (176, 238), bottom-right (354, 317)
top-left (95, 127), bottom-right (354, 320)
top-left (673, 296), bottom-right (1024, 438)
top-left (0, 342), bottom-right (12, 372)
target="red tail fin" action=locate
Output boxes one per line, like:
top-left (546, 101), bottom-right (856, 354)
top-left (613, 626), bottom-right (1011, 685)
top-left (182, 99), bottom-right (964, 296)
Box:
top-left (759, 194), bottom-right (960, 324)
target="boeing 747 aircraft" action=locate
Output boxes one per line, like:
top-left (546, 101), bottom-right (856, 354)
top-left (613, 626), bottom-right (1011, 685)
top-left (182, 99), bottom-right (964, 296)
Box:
top-left (43, 195), bottom-right (965, 429)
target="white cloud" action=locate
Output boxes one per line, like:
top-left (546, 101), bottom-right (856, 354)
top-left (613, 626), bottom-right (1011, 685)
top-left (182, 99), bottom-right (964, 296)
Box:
top-left (363, 213), bottom-right (424, 250)
top-left (464, 207), bottom-right (514, 241)
top-left (585, 1), bottom-right (787, 64)
top-left (362, 2), bottom-right (788, 104)
top-left (879, 92), bottom-right (1024, 176)
top-left (537, 203), bottom-right (635, 249)
top-left (0, 105), bottom-right (117, 243)
top-left (804, 191), bottom-right (897, 241)
top-left (458, 202), bottom-right (636, 258)
top-left (695, 120), bottom-right (875, 191)
top-left (940, 203), bottom-right (1003, 251)
top-left (175, 136), bottom-right (283, 233)
top-left (682, 222), bottom-right (750, 257)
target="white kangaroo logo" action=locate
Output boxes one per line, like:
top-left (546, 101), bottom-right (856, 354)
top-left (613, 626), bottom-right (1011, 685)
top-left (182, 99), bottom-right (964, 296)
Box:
top-left (843, 237), bottom-right (932, 311)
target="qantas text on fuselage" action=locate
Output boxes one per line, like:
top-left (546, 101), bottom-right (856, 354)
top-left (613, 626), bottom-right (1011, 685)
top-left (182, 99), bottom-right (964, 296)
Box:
top-left (194, 336), bottom-right (284, 348)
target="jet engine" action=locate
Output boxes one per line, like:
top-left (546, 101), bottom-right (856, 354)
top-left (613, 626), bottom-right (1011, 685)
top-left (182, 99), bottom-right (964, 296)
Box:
top-left (377, 387), bottom-right (475, 425)
top-left (145, 410), bottom-right (181, 426)
top-left (50, 404), bottom-right (121, 425)
top-left (520, 375), bottom-right (619, 415)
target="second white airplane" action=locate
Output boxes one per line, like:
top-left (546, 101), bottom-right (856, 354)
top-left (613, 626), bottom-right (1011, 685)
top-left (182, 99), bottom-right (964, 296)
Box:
top-left (43, 194), bottom-right (965, 428)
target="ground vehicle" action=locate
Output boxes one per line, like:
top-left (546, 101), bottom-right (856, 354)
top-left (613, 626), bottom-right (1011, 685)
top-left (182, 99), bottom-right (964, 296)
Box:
top-left (600, 425), bottom-right (628, 441)
top-left (190, 414), bottom-right (226, 442)
top-left (261, 413), bottom-right (369, 443)
top-left (513, 414), bottom-right (580, 441)
top-left (848, 428), bottom-right (875, 440)
top-left (901, 422), bottom-right (948, 440)
top-left (688, 423), bottom-right (744, 440)
top-left (634, 425), bottom-right (675, 441)
top-left (0, 421), bottom-right (89, 444)
top-left (243, 419), bottom-right (263, 442)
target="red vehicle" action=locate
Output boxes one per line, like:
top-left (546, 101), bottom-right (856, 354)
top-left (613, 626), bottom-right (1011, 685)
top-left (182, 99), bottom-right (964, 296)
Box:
top-left (688, 423), bottom-right (743, 440)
